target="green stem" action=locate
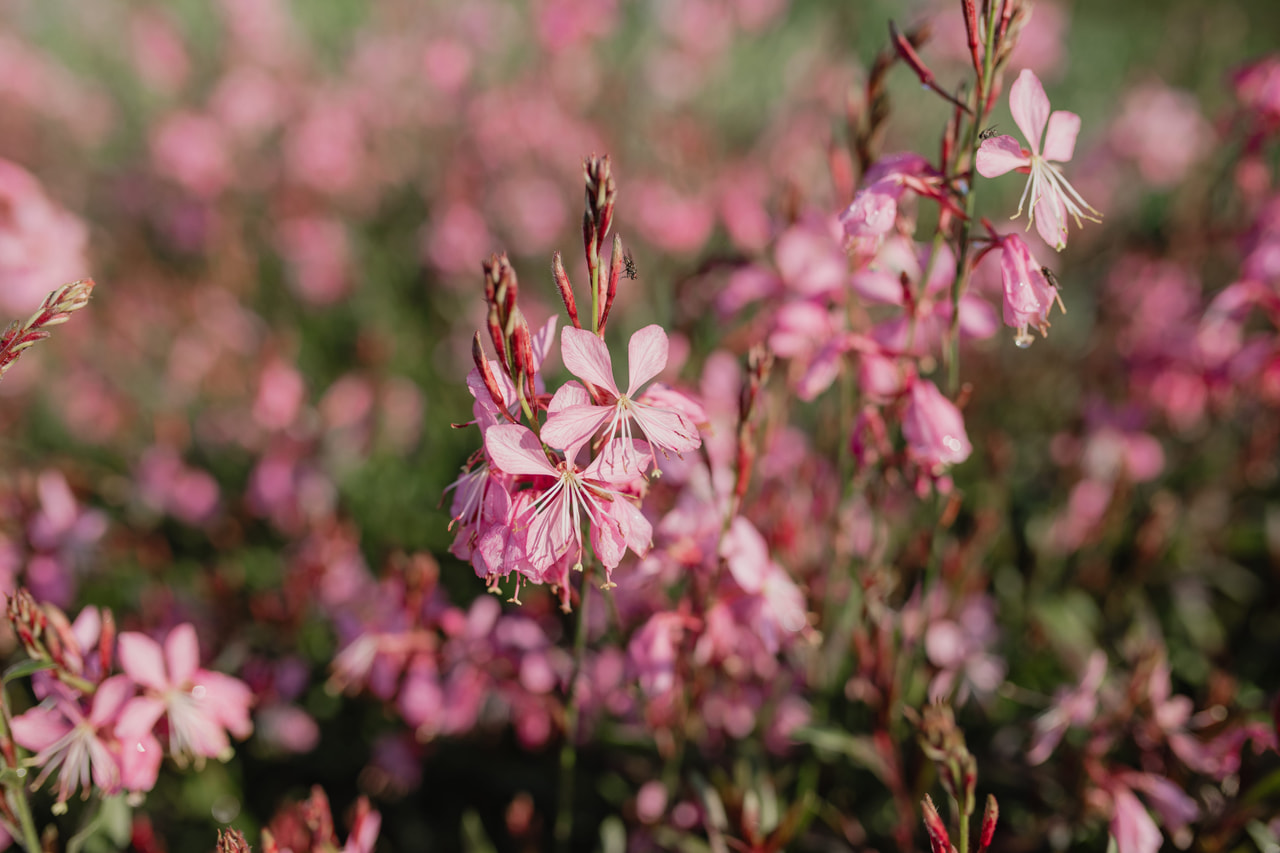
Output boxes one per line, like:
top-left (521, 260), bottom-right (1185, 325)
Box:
top-left (947, 1), bottom-right (1002, 393)
top-left (554, 566), bottom-right (594, 851)
top-left (958, 804), bottom-right (971, 853)
top-left (0, 688), bottom-right (41, 853)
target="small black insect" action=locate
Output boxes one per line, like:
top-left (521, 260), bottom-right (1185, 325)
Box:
top-left (623, 250), bottom-right (638, 280)
top-left (1041, 266), bottom-right (1061, 289)
top-left (978, 125), bottom-right (1000, 141)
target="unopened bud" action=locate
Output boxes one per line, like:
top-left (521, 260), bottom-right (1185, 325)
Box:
top-left (600, 234), bottom-right (624, 334)
top-left (977, 794), bottom-right (999, 853)
top-left (921, 795), bottom-right (952, 853)
top-left (216, 828), bottom-right (251, 853)
top-left (552, 252), bottom-right (581, 329)
top-left (472, 333), bottom-right (510, 417)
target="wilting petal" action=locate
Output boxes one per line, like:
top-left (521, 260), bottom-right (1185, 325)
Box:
top-left (1010, 69), bottom-right (1051, 153)
top-left (626, 325), bottom-right (669, 395)
top-left (561, 327), bottom-right (619, 394)
top-left (1042, 111), bottom-right (1081, 162)
top-left (976, 136), bottom-right (1030, 178)
top-left (485, 425), bottom-right (559, 478)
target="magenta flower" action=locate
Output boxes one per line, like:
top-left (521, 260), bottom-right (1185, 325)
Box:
top-left (902, 379), bottom-right (972, 471)
top-left (11, 676), bottom-right (160, 808)
top-left (998, 233), bottom-right (1063, 347)
top-left (540, 325), bottom-right (701, 472)
top-left (977, 69), bottom-right (1101, 251)
top-left (485, 422), bottom-right (652, 585)
top-left (116, 624), bottom-right (254, 766)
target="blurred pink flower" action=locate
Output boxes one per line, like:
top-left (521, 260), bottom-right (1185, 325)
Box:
top-left (1110, 83), bottom-right (1212, 187)
top-left (1110, 785), bottom-right (1163, 853)
top-left (1233, 55), bottom-right (1280, 126)
top-left (0, 160), bottom-right (89, 316)
top-left (117, 624), bottom-right (254, 765)
top-left (276, 216), bottom-right (353, 306)
top-left (150, 112), bottom-right (233, 198)
top-left (253, 358), bottom-right (307, 430)
top-left (11, 677), bottom-right (161, 806)
top-left (630, 180), bottom-right (715, 253)
top-left (902, 379), bottom-right (972, 471)
top-left (130, 10), bottom-right (190, 95)
top-left (977, 70), bottom-right (1100, 251)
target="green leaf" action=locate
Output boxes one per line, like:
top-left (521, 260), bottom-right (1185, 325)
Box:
top-left (2, 659), bottom-right (56, 686)
top-left (791, 725), bottom-right (890, 782)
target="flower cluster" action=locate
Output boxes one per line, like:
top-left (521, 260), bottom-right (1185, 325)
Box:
top-left (4, 591), bottom-right (252, 813)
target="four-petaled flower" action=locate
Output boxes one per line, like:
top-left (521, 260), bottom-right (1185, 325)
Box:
top-left (541, 325), bottom-right (701, 474)
top-left (485, 421), bottom-right (653, 586)
top-left (977, 69), bottom-right (1100, 251)
top-left (117, 623), bottom-right (254, 767)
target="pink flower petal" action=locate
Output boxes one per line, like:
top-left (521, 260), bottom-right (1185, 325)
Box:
top-left (561, 327), bottom-right (619, 395)
top-left (626, 325), bottom-right (669, 395)
top-left (1042, 111), bottom-right (1081, 163)
top-left (635, 407), bottom-right (700, 453)
top-left (89, 675), bottom-right (135, 725)
top-left (117, 695), bottom-right (167, 741)
top-left (585, 439), bottom-right (651, 483)
top-left (118, 631), bottom-right (170, 692)
top-left (1034, 190), bottom-right (1070, 251)
top-left (975, 136), bottom-right (1030, 178)
top-left (547, 381), bottom-right (592, 415)
top-left (1010, 69), bottom-right (1051, 153)
top-left (164, 624), bottom-right (200, 686)
top-left (485, 424), bottom-right (559, 478)
top-left (10, 708), bottom-right (72, 752)
top-left (540, 404), bottom-right (612, 453)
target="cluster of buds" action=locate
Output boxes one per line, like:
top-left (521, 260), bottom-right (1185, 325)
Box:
top-left (479, 254), bottom-right (538, 421)
top-left (579, 154), bottom-right (627, 334)
top-left (6, 588), bottom-right (110, 692)
top-left (260, 786), bottom-right (380, 853)
top-left (912, 703), bottom-right (999, 853)
top-left (913, 703), bottom-right (977, 817)
top-left (0, 279), bottom-right (95, 381)
top-left (922, 792), bottom-right (998, 853)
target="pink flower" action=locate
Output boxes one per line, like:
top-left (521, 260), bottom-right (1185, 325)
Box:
top-left (11, 676), bottom-right (161, 808)
top-left (901, 379), bottom-right (972, 471)
top-left (116, 624), bottom-right (254, 766)
top-left (0, 159), bottom-right (89, 315)
top-left (485, 422), bottom-right (653, 585)
top-left (1110, 785), bottom-right (1163, 853)
top-left (998, 233), bottom-right (1063, 347)
top-left (541, 326), bottom-right (701, 472)
top-left (977, 69), bottom-right (1100, 251)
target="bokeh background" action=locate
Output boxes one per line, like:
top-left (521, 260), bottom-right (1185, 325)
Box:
top-left (1, 0), bottom-right (1279, 851)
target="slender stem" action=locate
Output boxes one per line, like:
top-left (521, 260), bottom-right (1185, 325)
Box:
top-left (958, 807), bottom-right (971, 853)
top-left (947, 1), bottom-right (1002, 393)
top-left (554, 566), bottom-right (594, 851)
top-left (0, 688), bottom-right (41, 853)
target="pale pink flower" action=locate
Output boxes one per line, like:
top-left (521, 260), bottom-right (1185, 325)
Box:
top-left (11, 676), bottom-right (161, 807)
top-left (0, 159), bottom-right (90, 315)
top-left (116, 624), bottom-right (253, 766)
top-left (977, 70), bottom-right (1100, 251)
top-left (901, 380), bottom-right (972, 471)
top-left (485, 422), bottom-right (653, 585)
top-left (1110, 785), bottom-right (1163, 853)
top-left (541, 326), bottom-right (702, 472)
top-left (998, 233), bottom-right (1063, 347)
